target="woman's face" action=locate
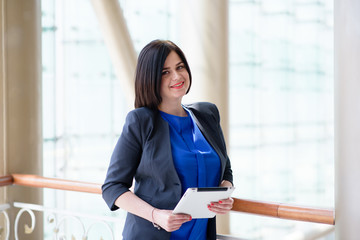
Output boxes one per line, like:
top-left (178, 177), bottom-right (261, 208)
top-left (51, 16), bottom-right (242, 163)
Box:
top-left (160, 51), bottom-right (190, 103)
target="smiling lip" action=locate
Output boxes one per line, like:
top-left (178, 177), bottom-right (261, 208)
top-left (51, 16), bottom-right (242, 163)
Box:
top-left (171, 81), bottom-right (184, 89)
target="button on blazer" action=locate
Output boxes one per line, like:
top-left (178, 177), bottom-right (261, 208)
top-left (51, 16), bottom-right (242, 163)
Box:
top-left (102, 102), bottom-right (233, 240)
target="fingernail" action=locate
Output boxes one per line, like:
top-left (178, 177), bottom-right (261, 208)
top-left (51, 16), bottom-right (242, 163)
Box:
top-left (211, 203), bottom-right (214, 206)
top-left (219, 201), bottom-right (223, 204)
top-left (189, 216), bottom-right (192, 220)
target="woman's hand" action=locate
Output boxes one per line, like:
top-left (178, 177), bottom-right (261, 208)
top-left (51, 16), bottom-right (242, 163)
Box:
top-left (208, 180), bottom-right (234, 214)
top-left (207, 197), bottom-right (234, 214)
top-left (152, 209), bottom-right (192, 232)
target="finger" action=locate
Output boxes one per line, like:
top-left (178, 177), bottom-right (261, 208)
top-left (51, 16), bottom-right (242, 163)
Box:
top-left (163, 221), bottom-right (184, 232)
top-left (209, 202), bottom-right (232, 209)
top-left (209, 203), bottom-right (230, 209)
top-left (169, 218), bottom-right (191, 227)
top-left (210, 198), bottom-right (234, 208)
top-left (217, 197), bottom-right (234, 204)
top-left (207, 205), bottom-right (231, 214)
top-left (208, 200), bottom-right (233, 214)
top-left (170, 213), bottom-right (192, 222)
top-left (164, 214), bottom-right (192, 231)
top-left (166, 219), bottom-right (190, 232)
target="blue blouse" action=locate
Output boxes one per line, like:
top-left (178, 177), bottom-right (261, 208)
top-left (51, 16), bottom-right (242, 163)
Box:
top-left (160, 108), bottom-right (221, 240)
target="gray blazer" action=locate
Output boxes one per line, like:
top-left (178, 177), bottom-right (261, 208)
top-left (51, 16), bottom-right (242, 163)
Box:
top-left (102, 102), bottom-right (233, 240)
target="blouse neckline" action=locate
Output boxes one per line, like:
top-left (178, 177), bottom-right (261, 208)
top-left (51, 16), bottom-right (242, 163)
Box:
top-left (159, 109), bottom-right (192, 135)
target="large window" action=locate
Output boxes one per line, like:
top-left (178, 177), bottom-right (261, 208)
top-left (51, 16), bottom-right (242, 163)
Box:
top-left (42, 0), bottom-right (334, 239)
top-left (42, 1), bottom-right (127, 238)
top-left (228, 0), bottom-right (334, 238)
top-left (42, 0), bottom-right (177, 238)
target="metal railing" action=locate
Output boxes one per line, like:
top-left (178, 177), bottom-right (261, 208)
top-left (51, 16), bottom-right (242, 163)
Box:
top-left (0, 174), bottom-right (335, 239)
top-left (7, 174), bottom-right (335, 225)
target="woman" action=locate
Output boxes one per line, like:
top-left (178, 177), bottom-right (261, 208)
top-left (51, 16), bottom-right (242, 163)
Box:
top-left (102, 40), bottom-right (233, 240)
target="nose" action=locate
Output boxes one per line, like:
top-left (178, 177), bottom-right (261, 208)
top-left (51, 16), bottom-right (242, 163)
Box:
top-left (171, 71), bottom-right (180, 81)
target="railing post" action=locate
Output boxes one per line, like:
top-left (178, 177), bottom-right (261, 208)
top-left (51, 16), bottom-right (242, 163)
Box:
top-left (179, 0), bottom-right (230, 234)
top-left (334, 0), bottom-right (360, 239)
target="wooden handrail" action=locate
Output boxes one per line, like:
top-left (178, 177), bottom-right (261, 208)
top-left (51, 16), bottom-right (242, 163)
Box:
top-left (232, 198), bottom-right (335, 225)
top-left (0, 175), bottom-right (13, 187)
top-left (12, 174), bottom-right (102, 194)
top-left (1, 174), bottom-right (335, 225)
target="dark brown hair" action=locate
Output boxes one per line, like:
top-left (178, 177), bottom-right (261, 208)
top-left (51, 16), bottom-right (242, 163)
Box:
top-left (134, 40), bottom-right (192, 110)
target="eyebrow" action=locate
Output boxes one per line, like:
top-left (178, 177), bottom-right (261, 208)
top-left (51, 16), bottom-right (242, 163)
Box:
top-left (162, 61), bottom-right (184, 70)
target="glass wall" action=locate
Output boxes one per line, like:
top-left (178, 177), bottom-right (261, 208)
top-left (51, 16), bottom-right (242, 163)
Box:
top-left (41, 0), bottom-right (177, 238)
top-left (42, 0), bottom-right (334, 239)
top-left (228, 0), bottom-right (334, 239)
top-left (42, 0), bottom-right (127, 238)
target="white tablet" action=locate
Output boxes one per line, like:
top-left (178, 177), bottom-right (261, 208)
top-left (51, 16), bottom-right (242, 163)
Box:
top-left (172, 187), bottom-right (235, 219)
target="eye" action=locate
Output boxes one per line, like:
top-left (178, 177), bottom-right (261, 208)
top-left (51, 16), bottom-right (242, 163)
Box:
top-left (162, 71), bottom-right (169, 75)
top-left (177, 65), bottom-right (185, 70)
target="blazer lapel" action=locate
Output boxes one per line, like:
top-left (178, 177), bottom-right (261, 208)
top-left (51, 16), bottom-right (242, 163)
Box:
top-left (188, 111), bottom-right (227, 183)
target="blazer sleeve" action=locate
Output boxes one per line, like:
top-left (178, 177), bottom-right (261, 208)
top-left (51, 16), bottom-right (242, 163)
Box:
top-left (102, 110), bottom-right (143, 210)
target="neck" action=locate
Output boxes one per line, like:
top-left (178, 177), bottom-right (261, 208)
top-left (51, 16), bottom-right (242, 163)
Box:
top-left (158, 101), bottom-right (187, 117)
